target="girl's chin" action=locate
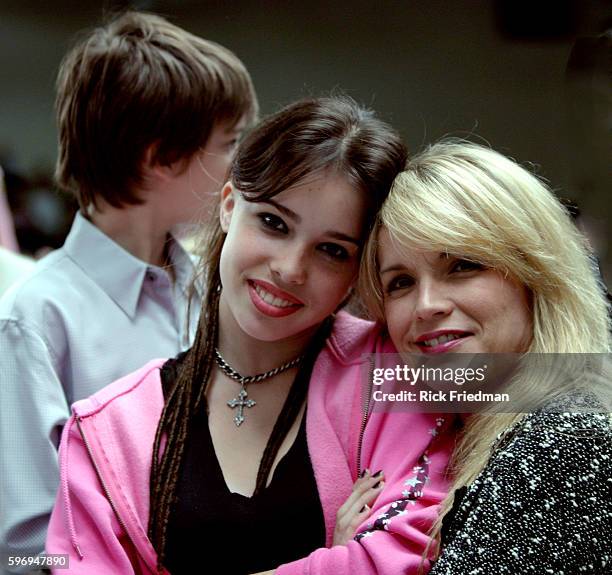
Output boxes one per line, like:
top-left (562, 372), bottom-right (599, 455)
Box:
top-left (252, 323), bottom-right (324, 346)
top-left (238, 318), bottom-right (300, 344)
top-left (229, 302), bottom-right (324, 344)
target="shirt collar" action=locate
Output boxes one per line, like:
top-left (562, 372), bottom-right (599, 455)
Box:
top-left (63, 212), bottom-right (200, 319)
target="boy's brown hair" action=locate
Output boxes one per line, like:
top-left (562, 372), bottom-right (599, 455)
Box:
top-left (55, 11), bottom-right (258, 210)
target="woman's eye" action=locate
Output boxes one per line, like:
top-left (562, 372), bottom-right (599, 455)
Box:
top-left (318, 243), bottom-right (349, 261)
top-left (385, 274), bottom-right (414, 293)
top-left (451, 258), bottom-right (484, 273)
top-left (257, 213), bottom-right (288, 234)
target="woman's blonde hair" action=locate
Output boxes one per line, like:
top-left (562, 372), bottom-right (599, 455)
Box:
top-left (360, 139), bottom-right (611, 555)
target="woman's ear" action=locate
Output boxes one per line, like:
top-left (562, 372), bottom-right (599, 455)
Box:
top-left (220, 182), bottom-right (235, 232)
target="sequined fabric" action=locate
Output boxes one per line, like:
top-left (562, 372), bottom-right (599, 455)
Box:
top-left (430, 410), bottom-right (612, 574)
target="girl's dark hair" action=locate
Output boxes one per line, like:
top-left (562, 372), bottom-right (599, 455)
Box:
top-left (148, 96), bottom-right (407, 569)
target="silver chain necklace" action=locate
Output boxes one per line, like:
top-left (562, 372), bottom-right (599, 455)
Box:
top-left (214, 349), bottom-right (304, 427)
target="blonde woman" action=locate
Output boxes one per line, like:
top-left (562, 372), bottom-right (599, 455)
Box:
top-left (360, 140), bottom-right (612, 573)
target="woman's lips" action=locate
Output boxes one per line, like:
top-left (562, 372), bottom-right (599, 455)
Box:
top-left (414, 330), bottom-right (472, 354)
top-left (247, 279), bottom-right (304, 318)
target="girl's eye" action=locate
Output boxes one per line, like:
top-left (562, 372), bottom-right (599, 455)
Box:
top-left (257, 213), bottom-right (288, 234)
top-left (318, 243), bottom-right (349, 261)
top-left (385, 274), bottom-right (414, 293)
top-left (451, 258), bottom-right (484, 273)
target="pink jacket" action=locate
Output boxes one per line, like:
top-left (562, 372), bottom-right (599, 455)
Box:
top-left (47, 312), bottom-right (453, 574)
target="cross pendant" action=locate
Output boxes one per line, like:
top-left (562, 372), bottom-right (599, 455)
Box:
top-left (227, 386), bottom-right (256, 427)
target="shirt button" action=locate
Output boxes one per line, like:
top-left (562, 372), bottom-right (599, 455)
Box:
top-left (146, 271), bottom-right (157, 281)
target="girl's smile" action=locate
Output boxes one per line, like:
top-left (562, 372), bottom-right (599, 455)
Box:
top-left (248, 279), bottom-right (304, 317)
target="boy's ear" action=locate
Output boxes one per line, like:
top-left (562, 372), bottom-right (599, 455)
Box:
top-left (220, 182), bottom-right (235, 232)
top-left (142, 143), bottom-right (183, 181)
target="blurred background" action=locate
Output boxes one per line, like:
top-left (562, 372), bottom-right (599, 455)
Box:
top-left (0, 0), bottom-right (610, 280)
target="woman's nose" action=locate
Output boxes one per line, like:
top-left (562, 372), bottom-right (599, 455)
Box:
top-left (414, 280), bottom-right (453, 322)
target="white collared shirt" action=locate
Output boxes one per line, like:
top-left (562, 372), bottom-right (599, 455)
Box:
top-left (0, 212), bottom-right (202, 571)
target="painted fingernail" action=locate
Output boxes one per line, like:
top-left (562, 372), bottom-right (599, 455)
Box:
top-left (373, 469), bottom-right (384, 478)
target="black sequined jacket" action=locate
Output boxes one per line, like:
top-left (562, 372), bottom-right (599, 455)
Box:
top-left (429, 410), bottom-right (612, 574)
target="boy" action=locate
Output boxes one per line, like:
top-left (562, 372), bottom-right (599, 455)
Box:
top-left (0, 11), bottom-right (257, 571)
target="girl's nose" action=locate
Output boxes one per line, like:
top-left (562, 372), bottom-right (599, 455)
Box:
top-left (270, 247), bottom-right (307, 285)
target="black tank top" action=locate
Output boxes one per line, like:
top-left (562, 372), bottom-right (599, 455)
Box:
top-left (162, 358), bottom-right (326, 574)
